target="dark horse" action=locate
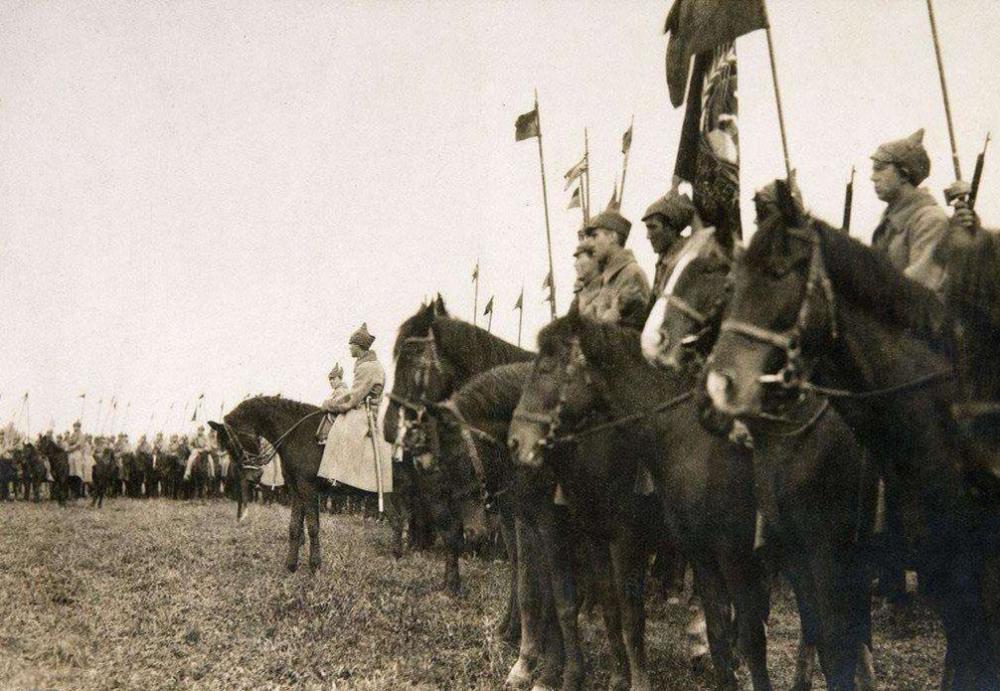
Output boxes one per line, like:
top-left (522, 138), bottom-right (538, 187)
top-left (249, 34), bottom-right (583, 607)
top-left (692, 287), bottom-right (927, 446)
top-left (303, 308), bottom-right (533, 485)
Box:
top-left (510, 313), bottom-right (773, 691)
top-left (642, 225), bottom-right (877, 690)
top-left (15, 443), bottom-right (49, 502)
top-left (90, 448), bottom-right (116, 508)
top-left (706, 179), bottom-right (1000, 690)
top-left (210, 396), bottom-right (401, 574)
top-left (36, 436), bottom-right (70, 507)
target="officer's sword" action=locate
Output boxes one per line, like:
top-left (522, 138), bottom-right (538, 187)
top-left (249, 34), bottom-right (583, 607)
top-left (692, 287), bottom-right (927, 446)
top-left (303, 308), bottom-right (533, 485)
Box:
top-left (364, 396), bottom-right (385, 513)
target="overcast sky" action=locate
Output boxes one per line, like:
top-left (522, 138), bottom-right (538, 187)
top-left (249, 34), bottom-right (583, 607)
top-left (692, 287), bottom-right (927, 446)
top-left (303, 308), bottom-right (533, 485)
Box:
top-left (3, 0), bottom-right (999, 437)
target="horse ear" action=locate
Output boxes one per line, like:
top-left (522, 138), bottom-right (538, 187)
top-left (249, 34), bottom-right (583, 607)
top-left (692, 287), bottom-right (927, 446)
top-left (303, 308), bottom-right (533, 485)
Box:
top-left (434, 294), bottom-right (448, 316)
top-left (776, 175), bottom-right (805, 226)
top-left (207, 420), bottom-right (223, 434)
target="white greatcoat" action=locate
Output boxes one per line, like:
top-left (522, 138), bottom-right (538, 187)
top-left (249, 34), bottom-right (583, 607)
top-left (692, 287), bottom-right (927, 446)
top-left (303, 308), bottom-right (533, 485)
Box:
top-left (317, 351), bottom-right (393, 493)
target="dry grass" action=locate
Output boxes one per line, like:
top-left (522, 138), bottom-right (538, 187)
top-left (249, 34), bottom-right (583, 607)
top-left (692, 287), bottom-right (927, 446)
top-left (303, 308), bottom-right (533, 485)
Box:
top-left (0, 499), bottom-right (945, 690)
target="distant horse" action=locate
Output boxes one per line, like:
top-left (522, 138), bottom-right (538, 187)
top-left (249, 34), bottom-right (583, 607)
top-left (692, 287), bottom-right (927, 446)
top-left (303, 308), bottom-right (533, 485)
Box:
top-left (705, 179), bottom-right (999, 691)
top-left (209, 396), bottom-right (396, 574)
top-left (36, 436), bottom-right (70, 507)
top-left (90, 448), bottom-right (116, 508)
top-left (159, 447), bottom-right (185, 499)
top-left (0, 453), bottom-right (16, 501)
top-left (185, 451), bottom-right (214, 499)
top-left (642, 225), bottom-right (878, 690)
top-left (511, 313), bottom-right (773, 691)
top-left (16, 444), bottom-right (49, 502)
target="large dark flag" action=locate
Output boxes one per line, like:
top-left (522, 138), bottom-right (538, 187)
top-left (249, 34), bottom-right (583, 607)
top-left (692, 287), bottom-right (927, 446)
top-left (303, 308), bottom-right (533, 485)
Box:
top-left (674, 42), bottom-right (743, 240)
top-left (515, 108), bottom-right (540, 141)
top-left (664, 0), bottom-right (767, 107)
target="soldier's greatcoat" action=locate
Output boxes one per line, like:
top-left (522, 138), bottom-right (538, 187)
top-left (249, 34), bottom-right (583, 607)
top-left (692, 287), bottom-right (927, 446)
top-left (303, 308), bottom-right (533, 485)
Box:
top-left (318, 350), bottom-right (392, 493)
top-left (872, 186), bottom-right (949, 292)
top-left (578, 248), bottom-right (651, 330)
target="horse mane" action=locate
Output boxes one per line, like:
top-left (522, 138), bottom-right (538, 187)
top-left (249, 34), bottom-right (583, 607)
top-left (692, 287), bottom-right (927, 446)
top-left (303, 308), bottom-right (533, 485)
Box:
top-left (432, 317), bottom-right (534, 379)
top-left (453, 362), bottom-right (532, 424)
top-left (228, 395), bottom-right (319, 426)
top-left (745, 208), bottom-right (954, 350)
top-left (537, 314), bottom-right (642, 368)
top-left (393, 296), bottom-right (450, 359)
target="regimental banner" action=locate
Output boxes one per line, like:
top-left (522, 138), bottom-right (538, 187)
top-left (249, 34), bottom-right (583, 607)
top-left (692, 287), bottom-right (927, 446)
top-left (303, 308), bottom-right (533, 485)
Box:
top-left (675, 43), bottom-right (742, 240)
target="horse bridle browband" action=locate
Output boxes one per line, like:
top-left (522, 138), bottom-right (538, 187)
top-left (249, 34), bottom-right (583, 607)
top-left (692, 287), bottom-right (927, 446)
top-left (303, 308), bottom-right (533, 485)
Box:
top-left (719, 225), bottom-right (837, 390)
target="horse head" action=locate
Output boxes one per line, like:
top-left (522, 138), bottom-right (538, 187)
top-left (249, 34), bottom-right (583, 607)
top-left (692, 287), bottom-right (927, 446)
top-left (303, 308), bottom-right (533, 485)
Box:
top-left (209, 417), bottom-right (263, 521)
top-left (509, 313), bottom-right (606, 469)
top-left (706, 179), bottom-right (837, 417)
top-left (642, 226), bottom-right (735, 372)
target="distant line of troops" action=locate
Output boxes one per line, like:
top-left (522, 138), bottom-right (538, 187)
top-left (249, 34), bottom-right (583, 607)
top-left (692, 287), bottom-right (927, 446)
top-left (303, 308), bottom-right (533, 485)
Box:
top-left (0, 421), bottom-right (286, 501)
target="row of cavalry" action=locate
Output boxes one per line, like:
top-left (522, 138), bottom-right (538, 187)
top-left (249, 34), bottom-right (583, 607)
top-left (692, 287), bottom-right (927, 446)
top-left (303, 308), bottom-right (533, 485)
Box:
top-left (17, 179), bottom-right (995, 689)
top-left (205, 184), bottom-right (999, 691)
top-left (0, 440), bottom-right (236, 506)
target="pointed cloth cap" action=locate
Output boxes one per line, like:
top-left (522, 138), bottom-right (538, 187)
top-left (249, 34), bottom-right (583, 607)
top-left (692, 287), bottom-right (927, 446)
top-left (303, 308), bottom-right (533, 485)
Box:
top-left (328, 362), bottom-right (344, 379)
top-left (348, 322), bottom-right (375, 349)
top-left (584, 210), bottom-right (632, 242)
top-left (871, 129), bottom-right (931, 185)
top-left (73, 420), bottom-right (82, 428)
top-left (642, 190), bottom-right (695, 228)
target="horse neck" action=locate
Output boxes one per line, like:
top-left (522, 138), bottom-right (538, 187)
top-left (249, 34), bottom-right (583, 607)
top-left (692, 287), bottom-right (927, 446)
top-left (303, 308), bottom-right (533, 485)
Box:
top-left (824, 304), bottom-right (967, 505)
top-left (439, 322), bottom-right (529, 386)
top-left (593, 340), bottom-right (689, 417)
top-left (241, 400), bottom-right (320, 477)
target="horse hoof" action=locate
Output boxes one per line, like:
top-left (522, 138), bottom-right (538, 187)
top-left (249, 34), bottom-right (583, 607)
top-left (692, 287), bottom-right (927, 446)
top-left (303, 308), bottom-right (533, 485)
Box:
top-left (505, 659), bottom-right (533, 688)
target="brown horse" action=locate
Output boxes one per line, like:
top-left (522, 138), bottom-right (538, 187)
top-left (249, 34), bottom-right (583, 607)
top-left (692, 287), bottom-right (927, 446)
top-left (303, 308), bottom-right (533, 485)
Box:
top-left (643, 226), bottom-right (878, 690)
top-left (510, 313), bottom-right (773, 691)
top-left (210, 396), bottom-right (406, 574)
top-left (36, 436), bottom-right (70, 507)
top-left (90, 448), bottom-right (116, 508)
top-left (705, 179), bottom-right (999, 691)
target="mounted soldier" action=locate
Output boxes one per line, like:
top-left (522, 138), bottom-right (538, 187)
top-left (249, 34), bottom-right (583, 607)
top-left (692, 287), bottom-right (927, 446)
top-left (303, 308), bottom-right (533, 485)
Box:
top-left (66, 421), bottom-right (85, 498)
top-left (316, 362), bottom-right (349, 445)
top-left (184, 425), bottom-right (213, 480)
top-left (870, 129), bottom-right (950, 292)
top-left (317, 323), bottom-right (393, 497)
top-left (643, 189), bottom-right (696, 301)
top-left (570, 241), bottom-right (601, 314)
top-left (578, 209), bottom-right (651, 330)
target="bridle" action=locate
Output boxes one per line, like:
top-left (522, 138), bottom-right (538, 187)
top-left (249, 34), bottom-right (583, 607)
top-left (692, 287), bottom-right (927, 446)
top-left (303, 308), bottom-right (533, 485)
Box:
top-left (717, 222), bottom-right (953, 400)
top-left (512, 337), bottom-right (694, 449)
top-left (222, 409), bottom-right (325, 473)
top-left (719, 225), bottom-right (837, 391)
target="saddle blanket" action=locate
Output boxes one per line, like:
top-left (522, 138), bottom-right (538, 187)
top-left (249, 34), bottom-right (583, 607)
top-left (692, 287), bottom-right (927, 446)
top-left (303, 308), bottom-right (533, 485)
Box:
top-left (318, 407), bottom-right (392, 493)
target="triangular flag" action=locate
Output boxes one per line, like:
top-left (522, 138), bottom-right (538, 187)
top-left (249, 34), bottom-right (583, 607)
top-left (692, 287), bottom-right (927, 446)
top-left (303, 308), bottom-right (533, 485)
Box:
top-left (564, 155), bottom-right (588, 190)
top-left (567, 185), bottom-right (582, 209)
top-left (542, 271), bottom-right (552, 289)
top-left (514, 289), bottom-right (523, 311)
top-left (472, 262), bottom-right (479, 281)
top-left (483, 296), bottom-right (494, 316)
top-left (78, 392), bottom-right (86, 399)
top-left (607, 175), bottom-right (620, 211)
top-left (515, 107), bottom-right (540, 141)
top-left (622, 124), bottom-right (633, 155)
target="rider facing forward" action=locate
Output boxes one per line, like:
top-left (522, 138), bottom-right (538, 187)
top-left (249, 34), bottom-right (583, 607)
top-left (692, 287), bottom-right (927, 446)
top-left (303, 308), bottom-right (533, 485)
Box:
top-left (579, 209), bottom-right (651, 330)
top-left (870, 129), bottom-right (950, 293)
top-left (323, 323), bottom-right (385, 416)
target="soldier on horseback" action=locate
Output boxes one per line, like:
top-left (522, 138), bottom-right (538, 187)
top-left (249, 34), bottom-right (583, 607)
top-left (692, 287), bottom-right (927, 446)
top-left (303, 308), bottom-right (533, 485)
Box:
top-left (570, 241), bottom-right (601, 313)
top-left (643, 189), bottom-right (696, 300)
top-left (316, 362), bottom-right (349, 444)
top-left (578, 209), bottom-right (651, 330)
top-left (870, 129), bottom-right (950, 292)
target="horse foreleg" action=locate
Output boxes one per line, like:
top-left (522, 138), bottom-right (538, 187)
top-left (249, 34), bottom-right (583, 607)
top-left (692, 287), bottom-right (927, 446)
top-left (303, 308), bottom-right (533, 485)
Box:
top-left (693, 561), bottom-right (739, 691)
top-left (442, 516), bottom-right (464, 595)
top-left (720, 547), bottom-right (773, 691)
top-left (610, 515), bottom-right (651, 691)
top-left (286, 497), bottom-right (305, 573)
top-left (588, 538), bottom-right (628, 689)
top-left (507, 516), bottom-right (543, 689)
top-left (304, 483), bottom-right (322, 574)
top-left (498, 512), bottom-right (521, 646)
top-left (534, 505), bottom-right (576, 691)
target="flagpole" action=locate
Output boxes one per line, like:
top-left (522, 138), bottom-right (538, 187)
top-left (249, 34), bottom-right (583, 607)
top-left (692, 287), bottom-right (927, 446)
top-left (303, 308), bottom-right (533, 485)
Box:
top-left (534, 89), bottom-right (557, 319)
top-left (79, 395), bottom-right (86, 424)
top-left (473, 261), bottom-right (480, 326)
top-left (487, 310), bottom-right (493, 334)
top-left (619, 115), bottom-right (634, 205)
top-left (584, 128), bottom-right (592, 221)
top-left (24, 392), bottom-right (30, 438)
top-left (761, 2), bottom-right (792, 179)
top-left (925, 0), bottom-right (962, 180)
top-left (516, 288), bottom-right (524, 348)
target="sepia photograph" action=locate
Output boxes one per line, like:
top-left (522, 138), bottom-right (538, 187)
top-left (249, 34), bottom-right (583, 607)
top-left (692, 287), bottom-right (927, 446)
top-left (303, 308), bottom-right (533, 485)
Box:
top-left (2, 0), bottom-right (999, 689)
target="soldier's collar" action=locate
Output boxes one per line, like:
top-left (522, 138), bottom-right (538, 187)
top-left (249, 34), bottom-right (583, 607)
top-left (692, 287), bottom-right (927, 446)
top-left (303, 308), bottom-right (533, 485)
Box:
top-left (601, 248), bottom-right (636, 284)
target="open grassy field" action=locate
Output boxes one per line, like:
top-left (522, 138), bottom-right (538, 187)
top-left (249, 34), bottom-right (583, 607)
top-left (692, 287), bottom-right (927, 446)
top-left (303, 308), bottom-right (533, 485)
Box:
top-left (0, 499), bottom-right (946, 690)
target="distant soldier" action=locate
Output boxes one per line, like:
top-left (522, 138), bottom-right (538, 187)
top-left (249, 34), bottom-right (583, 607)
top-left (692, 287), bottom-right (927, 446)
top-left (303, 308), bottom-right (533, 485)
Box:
top-left (184, 425), bottom-right (209, 480)
top-left (136, 434), bottom-right (152, 456)
top-left (66, 421), bottom-right (85, 498)
top-left (870, 129), bottom-right (950, 292)
top-left (579, 210), bottom-right (651, 330)
top-left (570, 242), bottom-right (601, 314)
top-left (642, 189), bottom-right (696, 300)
